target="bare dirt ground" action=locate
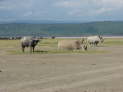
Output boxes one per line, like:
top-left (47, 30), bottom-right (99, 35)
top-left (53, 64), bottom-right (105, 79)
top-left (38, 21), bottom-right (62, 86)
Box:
top-left (0, 45), bottom-right (123, 92)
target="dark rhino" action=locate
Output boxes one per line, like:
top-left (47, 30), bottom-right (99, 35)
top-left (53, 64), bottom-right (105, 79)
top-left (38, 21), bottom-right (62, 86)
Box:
top-left (21, 36), bottom-right (39, 53)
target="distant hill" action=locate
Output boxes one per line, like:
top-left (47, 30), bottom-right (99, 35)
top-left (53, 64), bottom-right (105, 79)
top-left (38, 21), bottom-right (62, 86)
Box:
top-left (0, 21), bottom-right (123, 37)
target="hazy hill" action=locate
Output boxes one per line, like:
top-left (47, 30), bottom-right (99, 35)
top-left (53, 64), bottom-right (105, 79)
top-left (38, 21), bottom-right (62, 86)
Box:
top-left (0, 21), bottom-right (123, 37)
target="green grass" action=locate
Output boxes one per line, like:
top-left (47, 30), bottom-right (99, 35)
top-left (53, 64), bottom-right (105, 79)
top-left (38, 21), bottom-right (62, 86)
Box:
top-left (8, 49), bottom-right (107, 55)
top-left (0, 38), bottom-right (123, 55)
top-left (104, 38), bottom-right (123, 46)
top-left (0, 40), bottom-right (19, 48)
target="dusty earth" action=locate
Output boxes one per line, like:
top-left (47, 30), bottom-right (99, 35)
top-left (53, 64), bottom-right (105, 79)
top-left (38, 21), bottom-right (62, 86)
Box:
top-left (0, 45), bottom-right (123, 92)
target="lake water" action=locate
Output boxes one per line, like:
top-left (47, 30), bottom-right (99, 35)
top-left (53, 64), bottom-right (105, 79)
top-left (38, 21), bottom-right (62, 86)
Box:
top-left (0, 23), bottom-right (123, 37)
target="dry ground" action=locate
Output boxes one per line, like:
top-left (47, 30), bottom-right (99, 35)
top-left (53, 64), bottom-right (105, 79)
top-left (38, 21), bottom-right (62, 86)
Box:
top-left (0, 38), bottom-right (123, 92)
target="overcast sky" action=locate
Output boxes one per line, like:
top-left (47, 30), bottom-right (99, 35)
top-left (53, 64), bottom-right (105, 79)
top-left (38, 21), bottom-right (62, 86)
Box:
top-left (0, 0), bottom-right (123, 22)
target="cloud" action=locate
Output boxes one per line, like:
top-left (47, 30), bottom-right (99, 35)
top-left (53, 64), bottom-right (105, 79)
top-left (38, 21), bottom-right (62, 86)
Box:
top-left (23, 11), bottom-right (33, 17)
top-left (55, 0), bottom-right (123, 16)
top-left (0, 0), bottom-right (7, 1)
top-left (101, 0), bottom-right (123, 7)
top-left (0, 0), bottom-right (123, 22)
top-left (0, 0), bottom-right (33, 10)
top-left (54, 0), bottom-right (82, 8)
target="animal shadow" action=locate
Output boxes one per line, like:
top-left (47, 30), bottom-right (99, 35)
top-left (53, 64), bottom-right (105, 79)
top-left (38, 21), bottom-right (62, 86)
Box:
top-left (34, 50), bottom-right (48, 54)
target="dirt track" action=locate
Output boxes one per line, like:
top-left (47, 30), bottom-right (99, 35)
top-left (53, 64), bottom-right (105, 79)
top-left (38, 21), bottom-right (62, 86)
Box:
top-left (0, 46), bottom-right (123, 92)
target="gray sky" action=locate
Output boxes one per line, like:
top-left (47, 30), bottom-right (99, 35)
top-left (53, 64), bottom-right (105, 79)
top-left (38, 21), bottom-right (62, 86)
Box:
top-left (0, 0), bottom-right (123, 22)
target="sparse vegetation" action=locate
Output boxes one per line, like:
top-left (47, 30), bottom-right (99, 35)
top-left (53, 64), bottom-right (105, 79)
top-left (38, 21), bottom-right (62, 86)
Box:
top-left (0, 38), bottom-right (121, 55)
top-left (104, 38), bottom-right (123, 46)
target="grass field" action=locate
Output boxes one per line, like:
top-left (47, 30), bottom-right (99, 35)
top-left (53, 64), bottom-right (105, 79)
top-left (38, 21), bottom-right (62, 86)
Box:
top-left (0, 38), bottom-right (123, 55)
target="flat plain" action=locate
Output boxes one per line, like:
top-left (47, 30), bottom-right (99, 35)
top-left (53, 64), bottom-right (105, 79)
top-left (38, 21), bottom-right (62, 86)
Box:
top-left (0, 38), bottom-right (123, 92)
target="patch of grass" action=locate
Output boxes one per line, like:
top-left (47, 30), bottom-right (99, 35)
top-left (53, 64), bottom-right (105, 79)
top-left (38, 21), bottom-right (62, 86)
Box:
top-left (1, 38), bottom-right (123, 55)
top-left (104, 38), bottom-right (123, 46)
top-left (0, 40), bottom-right (19, 48)
top-left (8, 49), bottom-right (107, 55)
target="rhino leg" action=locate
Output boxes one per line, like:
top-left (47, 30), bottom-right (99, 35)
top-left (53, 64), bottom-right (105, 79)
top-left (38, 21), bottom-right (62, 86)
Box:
top-left (32, 46), bottom-right (35, 52)
top-left (21, 44), bottom-right (25, 52)
top-left (22, 47), bottom-right (25, 52)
